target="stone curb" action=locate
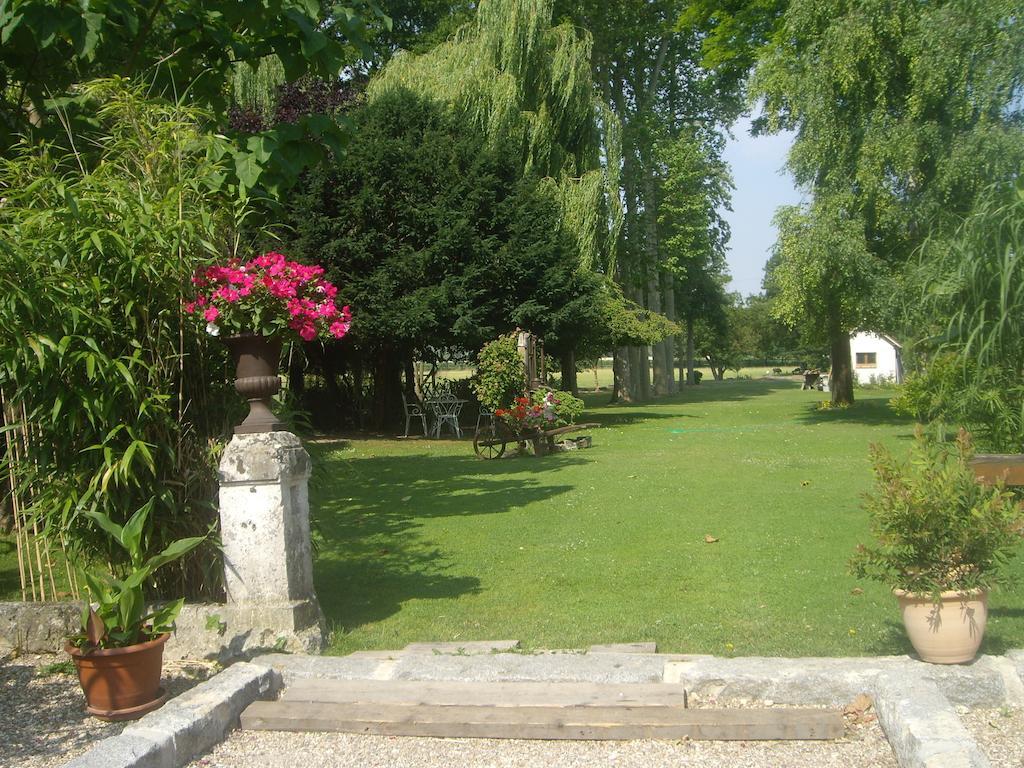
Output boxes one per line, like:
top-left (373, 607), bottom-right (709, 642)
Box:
top-left (55, 649), bottom-right (1024, 768)
top-left (873, 672), bottom-right (991, 768)
top-left (61, 661), bottom-right (278, 768)
top-left (664, 654), bottom-right (1024, 708)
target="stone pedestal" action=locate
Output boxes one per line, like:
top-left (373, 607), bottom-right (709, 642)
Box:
top-left (216, 431), bottom-right (323, 653)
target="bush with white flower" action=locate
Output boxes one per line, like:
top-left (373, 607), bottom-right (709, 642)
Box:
top-left (184, 252), bottom-right (351, 342)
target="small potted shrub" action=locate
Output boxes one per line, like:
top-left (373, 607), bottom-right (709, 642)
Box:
top-left (850, 429), bottom-right (1024, 663)
top-left (66, 503), bottom-right (206, 720)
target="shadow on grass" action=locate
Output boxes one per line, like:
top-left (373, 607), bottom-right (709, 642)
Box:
top-left (310, 451), bottom-right (586, 634)
top-left (583, 378), bottom-right (800, 411)
top-left (795, 395), bottom-right (915, 429)
top-left (867, 613), bottom-right (1022, 657)
top-left (587, 410), bottom-right (692, 428)
top-left (865, 620), bottom-right (915, 656)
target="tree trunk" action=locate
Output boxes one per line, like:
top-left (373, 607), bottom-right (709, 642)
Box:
top-left (372, 351), bottom-right (404, 430)
top-left (662, 272), bottom-right (676, 393)
top-left (829, 324), bottom-right (855, 406)
top-left (649, 273), bottom-right (667, 395)
top-left (677, 334), bottom-right (686, 389)
top-left (628, 344), bottom-right (642, 400)
top-left (352, 359), bottom-right (365, 429)
top-left (403, 354), bottom-right (417, 395)
top-left (320, 346), bottom-right (342, 429)
top-left (612, 348), bottom-right (632, 403)
top-left (560, 349), bottom-right (578, 396)
top-left (685, 316), bottom-right (696, 385)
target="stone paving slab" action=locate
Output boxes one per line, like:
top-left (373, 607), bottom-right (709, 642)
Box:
top-left (873, 673), bottom-right (991, 768)
top-left (387, 651), bottom-right (669, 684)
top-left (664, 654), bottom-right (1023, 708)
top-left (589, 642), bottom-right (658, 654)
top-left (62, 662), bottom-right (277, 768)
top-left (402, 640), bottom-right (521, 654)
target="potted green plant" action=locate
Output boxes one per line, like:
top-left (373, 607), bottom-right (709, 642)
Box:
top-left (850, 429), bottom-right (1024, 663)
top-left (66, 502), bottom-right (206, 720)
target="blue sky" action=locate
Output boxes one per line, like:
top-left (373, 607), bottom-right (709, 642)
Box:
top-left (720, 115), bottom-right (804, 298)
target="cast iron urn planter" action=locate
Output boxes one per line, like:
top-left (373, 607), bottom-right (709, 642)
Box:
top-left (224, 334), bottom-right (285, 434)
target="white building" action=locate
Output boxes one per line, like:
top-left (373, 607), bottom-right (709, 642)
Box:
top-left (849, 331), bottom-right (903, 385)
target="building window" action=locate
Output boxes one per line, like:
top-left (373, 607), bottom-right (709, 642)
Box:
top-left (856, 352), bottom-right (877, 368)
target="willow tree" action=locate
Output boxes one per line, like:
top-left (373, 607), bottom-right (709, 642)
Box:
top-left (367, 0), bottom-right (622, 389)
top-left (371, 0), bottom-right (620, 269)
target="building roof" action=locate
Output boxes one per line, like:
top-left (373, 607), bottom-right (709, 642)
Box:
top-left (851, 330), bottom-right (902, 349)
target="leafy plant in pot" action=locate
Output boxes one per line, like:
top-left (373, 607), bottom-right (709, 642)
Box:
top-left (850, 429), bottom-right (1024, 663)
top-left (66, 502), bottom-right (206, 720)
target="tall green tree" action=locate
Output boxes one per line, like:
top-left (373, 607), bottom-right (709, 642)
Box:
top-left (767, 196), bottom-right (885, 402)
top-left (279, 89), bottom-right (606, 427)
top-left (370, 0), bottom-right (618, 275)
top-left (656, 129), bottom-right (733, 385)
top-left (365, 0), bottom-right (631, 393)
top-left (753, 0), bottom-right (1024, 403)
top-left (555, 1), bottom-right (758, 402)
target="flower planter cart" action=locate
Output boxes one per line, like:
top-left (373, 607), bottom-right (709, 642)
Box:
top-left (473, 420), bottom-right (599, 459)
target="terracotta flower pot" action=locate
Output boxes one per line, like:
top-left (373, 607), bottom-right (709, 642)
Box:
top-left (223, 334), bottom-right (285, 434)
top-left (66, 633), bottom-right (170, 720)
top-left (894, 589), bottom-right (988, 664)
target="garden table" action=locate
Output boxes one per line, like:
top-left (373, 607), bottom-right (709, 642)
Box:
top-left (426, 397), bottom-right (467, 439)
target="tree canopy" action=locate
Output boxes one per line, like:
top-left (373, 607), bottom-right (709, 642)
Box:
top-left (277, 88), bottom-right (608, 425)
top-left (0, 0), bottom-right (390, 196)
top-left (753, 0), bottom-right (1024, 403)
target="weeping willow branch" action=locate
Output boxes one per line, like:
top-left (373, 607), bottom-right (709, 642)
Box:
top-left (369, 0), bottom-right (616, 273)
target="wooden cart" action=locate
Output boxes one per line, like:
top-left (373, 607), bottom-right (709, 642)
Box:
top-left (473, 420), bottom-right (599, 460)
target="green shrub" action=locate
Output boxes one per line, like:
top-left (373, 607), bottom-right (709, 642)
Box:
top-left (906, 180), bottom-right (1024, 451)
top-left (849, 429), bottom-right (1024, 597)
top-left (538, 389), bottom-right (584, 426)
top-left (891, 355), bottom-right (1024, 451)
top-left (0, 79), bottom-right (245, 599)
top-left (473, 334), bottom-right (525, 411)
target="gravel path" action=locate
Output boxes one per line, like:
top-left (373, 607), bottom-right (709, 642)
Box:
top-left (961, 706), bottom-right (1024, 767)
top-left (0, 652), bottom-right (217, 768)
top-left (187, 709), bottom-right (896, 768)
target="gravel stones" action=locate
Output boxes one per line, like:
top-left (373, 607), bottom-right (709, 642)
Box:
top-left (0, 653), bottom-right (215, 768)
top-left (186, 712), bottom-right (897, 768)
top-left (961, 706), bottom-right (1024, 767)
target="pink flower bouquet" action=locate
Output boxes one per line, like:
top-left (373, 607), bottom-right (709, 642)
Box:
top-left (185, 252), bottom-right (351, 342)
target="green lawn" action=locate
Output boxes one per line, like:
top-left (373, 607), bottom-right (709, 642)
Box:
top-left (4, 378), bottom-right (1021, 657)
top-left (308, 378), bottom-right (1024, 657)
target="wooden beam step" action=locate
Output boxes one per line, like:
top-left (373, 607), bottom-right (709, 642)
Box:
top-left (280, 680), bottom-right (689, 708)
top-left (240, 699), bottom-right (843, 741)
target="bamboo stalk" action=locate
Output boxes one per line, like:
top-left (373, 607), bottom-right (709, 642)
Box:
top-left (17, 401), bottom-right (44, 600)
top-left (62, 533), bottom-right (80, 600)
top-left (1, 389), bottom-right (29, 601)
